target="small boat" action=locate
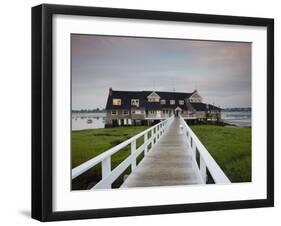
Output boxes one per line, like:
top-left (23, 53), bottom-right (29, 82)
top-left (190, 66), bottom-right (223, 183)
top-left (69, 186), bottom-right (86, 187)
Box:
top-left (87, 119), bottom-right (93, 124)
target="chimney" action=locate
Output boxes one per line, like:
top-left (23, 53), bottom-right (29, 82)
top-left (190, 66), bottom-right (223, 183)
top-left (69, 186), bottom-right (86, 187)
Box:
top-left (109, 87), bottom-right (113, 96)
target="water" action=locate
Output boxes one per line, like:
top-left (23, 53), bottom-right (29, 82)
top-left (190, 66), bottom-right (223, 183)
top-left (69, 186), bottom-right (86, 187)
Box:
top-left (72, 111), bottom-right (251, 131)
top-left (222, 111), bottom-right (251, 127)
top-left (72, 113), bottom-right (106, 131)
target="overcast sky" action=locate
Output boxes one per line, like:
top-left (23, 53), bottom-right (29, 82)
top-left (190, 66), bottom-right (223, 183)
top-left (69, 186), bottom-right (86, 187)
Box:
top-left (71, 34), bottom-right (251, 109)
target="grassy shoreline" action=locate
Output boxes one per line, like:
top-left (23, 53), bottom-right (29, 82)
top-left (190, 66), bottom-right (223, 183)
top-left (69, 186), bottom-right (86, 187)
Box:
top-left (72, 126), bottom-right (149, 189)
top-left (190, 125), bottom-right (251, 182)
top-left (72, 124), bottom-right (251, 189)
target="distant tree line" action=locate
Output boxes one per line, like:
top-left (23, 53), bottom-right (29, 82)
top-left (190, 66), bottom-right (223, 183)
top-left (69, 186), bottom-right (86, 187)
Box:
top-left (223, 107), bottom-right (251, 112)
top-left (72, 108), bottom-right (106, 113)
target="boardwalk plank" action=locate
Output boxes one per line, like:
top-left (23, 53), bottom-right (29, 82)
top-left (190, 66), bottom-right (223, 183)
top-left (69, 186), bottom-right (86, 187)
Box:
top-left (121, 117), bottom-right (203, 188)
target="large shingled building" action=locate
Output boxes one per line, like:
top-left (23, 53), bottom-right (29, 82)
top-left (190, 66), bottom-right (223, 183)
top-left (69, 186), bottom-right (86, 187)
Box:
top-left (105, 88), bottom-right (221, 126)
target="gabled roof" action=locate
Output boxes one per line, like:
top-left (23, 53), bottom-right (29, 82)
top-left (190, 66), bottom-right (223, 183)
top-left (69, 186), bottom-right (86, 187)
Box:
top-left (105, 89), bottom-right (221, 111)
top-left (106, 90), bottom-right (193, 110)
top-left (189, 90), bottom-right (202, 99)
top-left (147, 91), bottom-right (160, 99)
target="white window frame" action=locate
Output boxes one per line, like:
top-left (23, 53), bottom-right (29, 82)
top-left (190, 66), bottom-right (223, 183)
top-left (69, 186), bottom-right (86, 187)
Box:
top-left (131, 99), bottom-right (139, 107)
top-left (179, 100), bottom-right (184, 105)
top-left (111, 110), bottom-right (118, 115)
top-left (123, 110), bottom-right (129, 115)
top-left (160, 99), bottom-right (166, 104)
top-left (189, 97), bottom-right (202, 103)
top-left (148, 97), bottom-right (160, 102)
top-left (170, 100), bottom-right (175, 105)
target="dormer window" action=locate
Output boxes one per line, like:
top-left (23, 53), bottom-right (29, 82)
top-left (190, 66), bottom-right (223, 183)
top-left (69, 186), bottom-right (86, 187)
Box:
top-left (131, 99), bottom-right (139, 107)
top-left (179, 100), bottom-right (184, 105)
top-left (189, 90), bottom-right (202, 103)
top-left (160, 99), bottom-right (166, 104)
top-left (147, 91), bottom-right (160, 102)
top-left (148, 98), bottom-right (158, 102)
top-left (170, 100), bottom-right (175, 105)
top-left (112, 98), bottom-right (121, 105)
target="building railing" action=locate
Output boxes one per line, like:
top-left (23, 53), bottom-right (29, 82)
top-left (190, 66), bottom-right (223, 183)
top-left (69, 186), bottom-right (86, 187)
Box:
top-left (179, 115), bottom-right (231, 184)
top-left (72, 116), bottom-right (174, 189)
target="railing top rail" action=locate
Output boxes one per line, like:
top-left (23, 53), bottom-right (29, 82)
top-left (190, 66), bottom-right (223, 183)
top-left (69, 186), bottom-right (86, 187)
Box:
top-left (179, 116), bottom-right (230, 184)
top-left (72, 116), bottom-right (173, 179)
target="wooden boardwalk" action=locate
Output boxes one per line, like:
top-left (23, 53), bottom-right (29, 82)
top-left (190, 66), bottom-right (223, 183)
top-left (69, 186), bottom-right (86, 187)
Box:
top-left (121, 117), bottom-right (203, 188)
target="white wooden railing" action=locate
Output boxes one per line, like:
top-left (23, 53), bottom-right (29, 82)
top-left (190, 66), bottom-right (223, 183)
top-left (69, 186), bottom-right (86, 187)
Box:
top-left (179, 115), bottom-right (231, 184)
top-left (72, 117), bottom-right (174, 189)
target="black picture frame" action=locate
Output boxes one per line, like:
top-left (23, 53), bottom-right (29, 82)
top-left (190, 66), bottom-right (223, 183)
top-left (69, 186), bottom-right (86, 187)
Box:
top-left (32, 4), bottom-right (274, 222)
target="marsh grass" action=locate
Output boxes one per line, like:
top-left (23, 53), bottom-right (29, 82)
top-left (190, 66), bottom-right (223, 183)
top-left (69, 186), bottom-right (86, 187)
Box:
top-left (71, 126), bottom-right (149, 190)
top-left (190, 125), bottom-right (252, 182)
top-left (72, 125), bottom-right (251, 190)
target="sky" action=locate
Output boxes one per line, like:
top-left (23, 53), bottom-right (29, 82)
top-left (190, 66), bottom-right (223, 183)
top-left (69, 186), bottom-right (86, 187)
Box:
top-left (71, 34), bottom-right (251, 109)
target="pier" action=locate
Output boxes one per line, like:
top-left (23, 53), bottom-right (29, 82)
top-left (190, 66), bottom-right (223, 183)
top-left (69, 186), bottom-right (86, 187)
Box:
top-left (72, 115), bottom-right (230, 189)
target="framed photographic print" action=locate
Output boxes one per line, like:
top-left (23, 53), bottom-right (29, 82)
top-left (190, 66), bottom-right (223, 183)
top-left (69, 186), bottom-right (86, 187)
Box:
top-left (32, 4), bottom-right (274, 221)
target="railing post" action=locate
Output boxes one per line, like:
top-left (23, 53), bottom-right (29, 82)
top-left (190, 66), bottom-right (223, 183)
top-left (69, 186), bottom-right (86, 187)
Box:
top-left (200, 155), bottom-right (207, 183)
top-left (131, 139), bottom-right (137, 172)
top-left (156, 125), bottom-right (158, 140)
top-left (155, 127), bottom-right (158, 143)
top-left (144, 133), bottom-right (148, 155)
top-left (192, 139), bottom-right (197, 158)
top-left (101, 156), bottom-right (111, 188)
top-left (151, 129), bottom-right (155, 147)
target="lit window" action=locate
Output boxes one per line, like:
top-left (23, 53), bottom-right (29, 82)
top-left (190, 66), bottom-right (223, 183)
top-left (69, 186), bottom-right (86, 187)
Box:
top-left (131, 99), bottom-right (139, 107)
top-left (170, 100), bottom-right (175, 105)
top-left (160, 99), bottom-right (166, 104)
top-left (179, 100), bottom-right (184, 105)
top-left (123, 110), bottom-right (129, 115)
top-left (112, 98), bottom-right (121, 105)
top-left (111, 110), bottom-right (117, 115)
